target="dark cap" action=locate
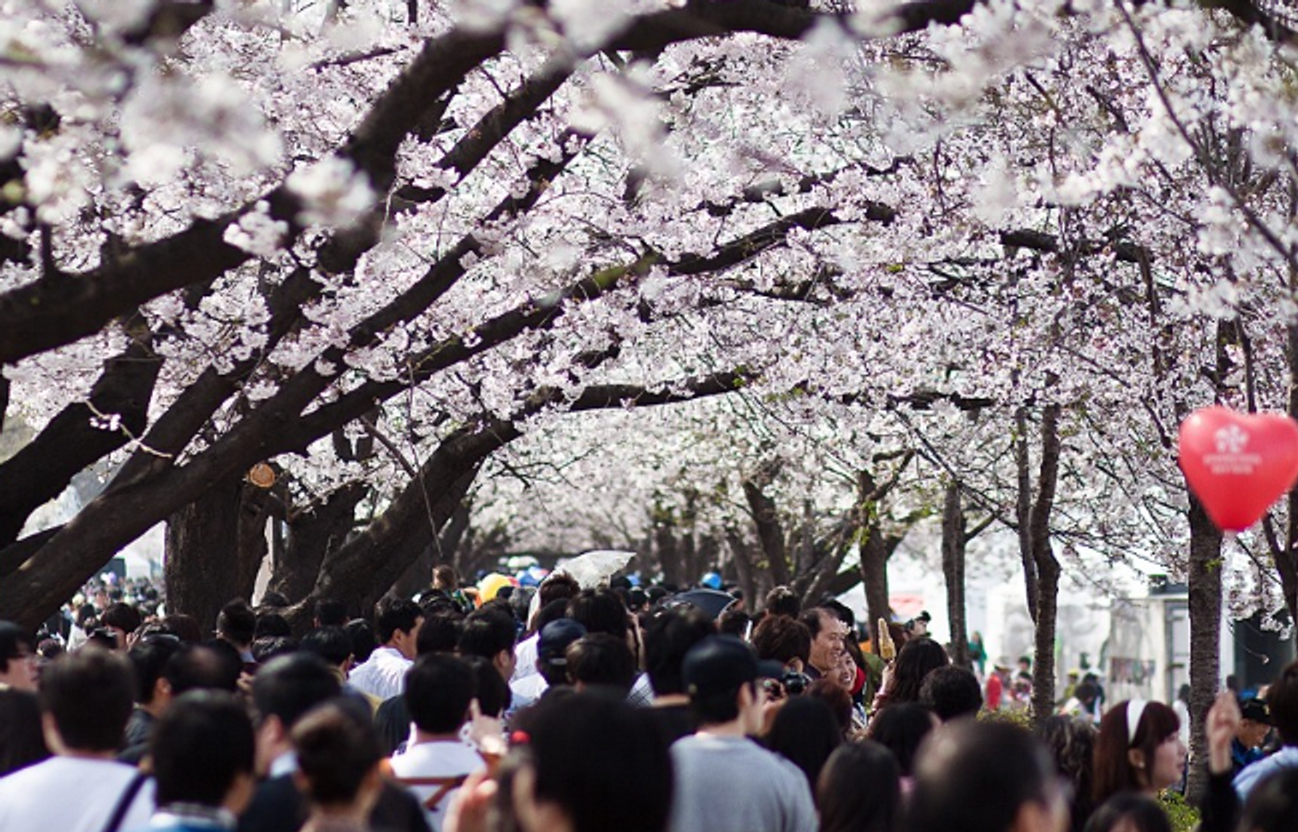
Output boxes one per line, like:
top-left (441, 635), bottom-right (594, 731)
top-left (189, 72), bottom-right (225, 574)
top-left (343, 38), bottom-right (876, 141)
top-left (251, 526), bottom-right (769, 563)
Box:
top-left (915, 610), bottom-right (932, 623)
top-left (682, 635), bottom-right (784, 699)
top-left (1240, 697), bottom-right (1272, 724)
top-left (538, 619), bottom-right (586, 666)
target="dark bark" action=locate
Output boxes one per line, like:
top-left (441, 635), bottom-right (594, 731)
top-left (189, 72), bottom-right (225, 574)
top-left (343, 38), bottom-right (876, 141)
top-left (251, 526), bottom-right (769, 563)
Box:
top-left (1028, 404), bottom-right (1063, 729)
top-left (860, 528), bottom-right (892, 650)
top-left (165, 476), bottom-right (275, 633)
top-left (743, 465), bottom-right (791, 588)
top-left (726, 527), bottom-right (759, 610)
top-left (268, 482), bottom-right (366, 604)
top-left (0, 322), bottom-right (159, 549)
top-left (1186, 492), bottom-right (1224, 803)
top-left (1015, 407), bottom-right (1040, 623)
top-left (389, 542), bottom-right (434, 602)
top-left (942, 481), bottom-right (970, 669)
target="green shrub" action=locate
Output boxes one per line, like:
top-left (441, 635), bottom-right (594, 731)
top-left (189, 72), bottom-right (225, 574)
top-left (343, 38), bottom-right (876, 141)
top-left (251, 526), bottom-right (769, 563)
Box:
top-left (1160, 789), bottom-right (1199, 832)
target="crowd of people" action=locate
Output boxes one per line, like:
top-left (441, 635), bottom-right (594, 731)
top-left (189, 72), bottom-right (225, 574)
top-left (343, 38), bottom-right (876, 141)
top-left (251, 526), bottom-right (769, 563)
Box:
top-left (0, 569), bottom-right (1295, 832)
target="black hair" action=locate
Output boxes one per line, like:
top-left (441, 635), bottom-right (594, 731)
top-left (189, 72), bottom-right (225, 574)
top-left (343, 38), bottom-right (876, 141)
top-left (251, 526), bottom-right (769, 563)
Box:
top-left (415, 609), bottom-right (464, 655)
top-left (0, 621), bottom-right (31, 683)
top-left (314, 599), bottom-right (348, 628)
top-left (1082, 794), bottom-right (1171, 832)
top-left (300, 627), bottom-right (353, 667)
top-left (798, 607), bottom-right (831, 639)
top-left (1239, 768), bottom-right (1298, 832)
top-left (405, 654), bottom-right (477, 735)
top-left (751, 614), bottom-right (811, 667)
top-left (866, 702), bottom-right (935, 777)
top-left (818, 741), bottom-right (900, 832)
top-left (293, 700), bottom-right (382, 808)
top-left (40, 648), bottom-right (136, 751)
top-left (457, 608), bottom-right (516, 660)
top-left (100, 602), bottom-right (142, 636)
top-left (643, 606), bottom-right (715, 696)
top-left (165, 642), bottom-right (242, 694)
top-left (538, 573), bottom-right (582, 611)
top-left (691, 680), bottom-right (753, 726)
top-left (918, 666), bottom-right (983, 721)
top-left (566, 633), bottom-right (636, 693)
top-left (374, 598), bottom-right (422, 645)
top-left (344, 619), bottom-right (376, 664)
top-left (1092, 701), bottom-right (1180, 804)
top-left (128, 633), bottom-right (184, 705)
top-left (254, 612), bottom-right (292, 639)
top-left (260, 591), bottom-right (290, 609)
top-left (875, 638), bottom-right (950, 712)
top-left (152, 691), bottom-right (255, 807)
top-left (251, 652), bottom-right (340, 729)
top-left (522, 691), bottom-right (672, 832)
top-left (717, 609), bottom-right (749, 638)
top-left (1266, 659), bottom-right (1298, 745)
top-left (0, 689), bottom-right (49, 776)
top-left (1038, 715), bottom-right (1097, 832)
top-left (463, 654), bottom-right (512, 718)
top-left (216, 599), bottom-right (257, 646)
top-left (765, 586), bottom-right (801, 617)
top-left (534, 599), bottom-right (571, 635)
top-left (566, 589), bottom-right (628, 639)
top-left (764, 695), bottom-right (843, 792)
top-left (907, 720), bottom-right (1060, 832)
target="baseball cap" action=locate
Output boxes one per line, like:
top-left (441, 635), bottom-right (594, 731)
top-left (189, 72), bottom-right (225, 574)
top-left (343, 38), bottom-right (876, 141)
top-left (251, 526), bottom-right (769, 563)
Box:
top-left (682, 635), bottom-right (784, 699)
top-left (538, 619), bottom-right (587, 666)
top-left (1240, 697), bottom-right (1272, 724)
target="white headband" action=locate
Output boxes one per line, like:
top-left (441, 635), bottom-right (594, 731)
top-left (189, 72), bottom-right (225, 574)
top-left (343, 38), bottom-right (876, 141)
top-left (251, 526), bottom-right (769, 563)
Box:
top-left (1126, 699), bottom-right (1148, 746)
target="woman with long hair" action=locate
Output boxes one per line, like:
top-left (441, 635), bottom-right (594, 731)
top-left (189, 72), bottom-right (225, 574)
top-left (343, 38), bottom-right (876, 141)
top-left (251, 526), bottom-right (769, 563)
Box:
top-left (871, 639), bottom-right (949, 714)
top-left (1091, 700), bottom-right (1184, 806)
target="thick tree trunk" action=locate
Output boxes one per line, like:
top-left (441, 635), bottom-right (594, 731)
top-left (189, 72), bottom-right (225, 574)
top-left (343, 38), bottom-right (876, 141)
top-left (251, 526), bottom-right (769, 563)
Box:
top-left (269, 482), bottom-right (366, 605)
top-left (860, 530), bottom-right (891, 652)
top-left (165, 476), bottom-right (274, 633)
top-left (389, 543), bottom-right (434, 601)
top-left (744, 475), bottom-right (791, 587)
top-left (726, 527), bottom-right (759, 610)
top-left (942, 482), bottom-right (970, 669)
top-left (1015, 408), bottom-right (1040, 623)
top-left (1186, 492), bottom-right (1224, 802)
top-left (1027, 403), bottom-right (1062, 729)
top-left (654, 507), bottom-right (685, 588)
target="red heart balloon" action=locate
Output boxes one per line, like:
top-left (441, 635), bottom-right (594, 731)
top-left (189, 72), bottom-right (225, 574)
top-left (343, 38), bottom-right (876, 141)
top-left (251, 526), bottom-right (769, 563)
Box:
top-left (1178, 407), bottom-right (1298, 532)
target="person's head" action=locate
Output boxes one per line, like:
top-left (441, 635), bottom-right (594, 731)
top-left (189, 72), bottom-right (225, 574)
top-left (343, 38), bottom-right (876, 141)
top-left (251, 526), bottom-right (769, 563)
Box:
top-left (642, 606), bottom-right (715, 697)
top-left (799, 607), bottom-right (848, 674)
top-left (1081, 794), bottom-right (1171, 832)
top-left (433, 565), bottom-right (459, 590)
top-left (765, 586), bottom-right (801, 617)
top-left (919, 665), bottom-right (983, 721)
top-left (0, 689), bottom-right (49, 776)
top-left (565, 589), bottom-right (628, 639)
top-left (537, 618), bottom-right (587, 688)
top-left (161, 614), bottom-right (203, 644)
top-left (566, 633), bottom-right (636, 694)
top-left (151, 691), bottom-right (256, 814)
top-left (1265, 659), bottom-right (1298, 746)
top-left (1238, 697), bottom-right (1273, 749)
top-left (1092, 700), bottom-right (1183, 804)
top-left (0, 620), bottom-right (37, 691)
top-left (805, 678), bottom-right (853, 735)
top-left (128, 631), bottom-right (183, 708)
top-left (254, 612), bottom-right (292, 639)
top-left (1238, 767), bottom-right (1298, 832)
top-left (415, 609), bottom-right (464, 655)
top-left (716, 609), bottom-right (749, 638)
top-left (99, 603), bottom-right (142, 649)
top-left (344, 618), bottom-right (376, 664)
top-left (216, 599), bottom-right (257, 649)
top-left (868, 701), bottom-right (938, 777)
top-left (458, 608), bottom-right (517, 680)
top-left (250, 652), bottom-right (340, 773)
top-left (750, 613), bottom-right (811, 674)
top-left (300, 627), bottom-right (353, 669)
top-left (682, 635), bottom-right (782, 732)
top-left (463, 655), bottom-right (512, 718)
top-left (1038, 715), bottom-right (1097, 832)
top-left (314, 599), bottom-right (348, 628)
top-left (1075, 682), bottom-right (1099, 708)
top-left (374, 598), bottom-right (423, 659)
top-left (818, 741), bottom-right (901, 832)
top-left (879, 637), bottom-right (950, 709)
top-left (292, 701), bottom-right (383, 815)
top-left (165, 642), bottom-right (243, 694)
top-left (537, 572), bottom-right (582, 612)
top-left (764, 694), bottom-right (843, 792)
top-left (40, 647), bottom-right (136, 753)
top-left (908, 720), bottom-right (1068, 832)
top-left (509, 691), bottom-right (671, 832)
top-left (405, 654), bottom-right (476, 735)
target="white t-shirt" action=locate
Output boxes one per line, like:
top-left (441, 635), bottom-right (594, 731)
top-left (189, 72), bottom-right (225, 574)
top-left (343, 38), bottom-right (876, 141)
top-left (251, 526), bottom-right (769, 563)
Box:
top-left (0, 756), bottom-right (154, 832)
top-left (389, 740), bottom-right (486, 831)
top-left (348, 646), bottom-right (412, 702)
